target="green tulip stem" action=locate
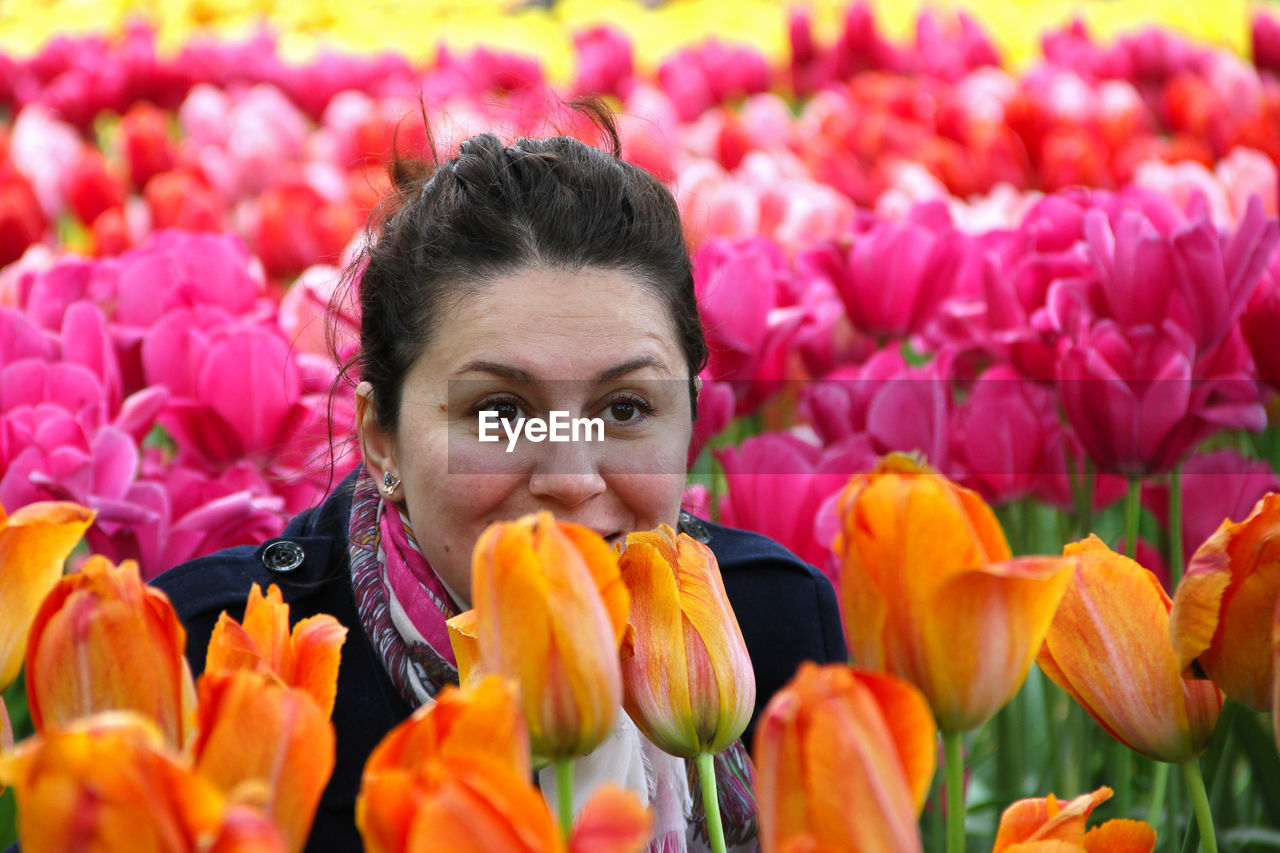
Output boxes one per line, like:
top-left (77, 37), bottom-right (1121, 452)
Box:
top-left (555, 758), bottom-right (574, 844)
top-left (1169, 464), bottom-right (1184, 588)
top-left (1145, 760), bottom-right (1170, 827)
top-left (696, 751), bottom-right (728, 853)
top-left (1182, 758), bottom-right (1218, 853)
top-left (944, 731), bottom-right (965, 853)
top-left (1125, 476), bottom-right (1141, 561)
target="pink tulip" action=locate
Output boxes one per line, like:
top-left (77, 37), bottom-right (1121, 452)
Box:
top-left (800, 350), bottom-right (910, 446)
top-left (687, 376), bottom-right (734, 469)
top-left (1144, 450), bottom-right (1280, 563)
top-left (657, 41), bottom-right (769, 122)
top-left (1241, 252), bottom-right (1280, 389)
top-left (1217, 149), bottom-right (1278, 220)
top-left (9, 104), bottom-right (81, 220)
top-left (717, 431), bottom-right (877, 575)
top-left (278, 265), bottom-right (346, 357)
top-left (1083, 194), bottom-right (1278, 353)
top-left (1057, 320), bottom-right (1264, 476)
top-left (1253, 9), bottom-right (1280, 77)
top-left (950, 365), bottom-right (1073, 506)
top-left (143, 312), bottom-right (304, 470)
top-left (914, 8), bottom-right (999, 83)
top-left (572, 26), bottom-right (634, 98)
top-left (693, 237), bottom-right (808, 413)
top-left (798, 209), bottom-right (976, 341)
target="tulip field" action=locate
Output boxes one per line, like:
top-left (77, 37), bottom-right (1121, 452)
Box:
top-left (4, 0), bottom-right (1280, 850)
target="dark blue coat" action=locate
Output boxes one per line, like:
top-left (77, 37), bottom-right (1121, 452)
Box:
top-left (149, 479), bottom-right (847, 853)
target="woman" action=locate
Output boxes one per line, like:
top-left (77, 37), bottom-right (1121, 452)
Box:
top-left (153, 112), bottom-right (846, 852)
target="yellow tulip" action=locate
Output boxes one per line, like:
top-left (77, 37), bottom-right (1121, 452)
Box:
top-left (446, 609), bottom-right (481, 685)
top-left (0, 500), bottom-right (95, 692)
top-left (0, 711), bottom-right (264, 853)
top-left (1169, 493), bottom-right (1280, 711)
top-left (834, 454), bottom-right (1075, 732)
top-left (616, 523), bottom-right (755, 756)
top-left (451, 511), bottom-right (629, 760)
top-left (1039, 536), bottom-right (1222, 762)
top-left (25, 555), bottom-right (197, 748)
top-left (192, 670), bottom-right (335, 853)
top-left (205, 583), bottom-right (348, 717)
top-left (754, 662), bottom-right (936, 853)
top-left (992, 786), bottom-right (1155, 852)
top-left (357, 676), bottom-right (652, 853)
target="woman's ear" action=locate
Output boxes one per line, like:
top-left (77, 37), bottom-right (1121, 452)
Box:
top-left (356, 381), bottom-right (399, 497)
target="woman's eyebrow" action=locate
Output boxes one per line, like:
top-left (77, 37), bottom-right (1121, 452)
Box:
top-left (452, 356), bottom-right (670, 383)
top-left (593, 355), bottom-right (669, 382)
top-left (451, 361), bottom-right (537, 383)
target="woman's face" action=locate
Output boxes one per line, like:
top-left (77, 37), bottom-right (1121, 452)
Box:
top-left (358, 266), bottom-right (693, 605)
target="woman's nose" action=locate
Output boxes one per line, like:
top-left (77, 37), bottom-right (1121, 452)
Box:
top-left (527, 438), bottom-right (606, 508)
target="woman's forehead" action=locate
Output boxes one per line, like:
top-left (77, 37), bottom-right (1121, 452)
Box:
top-left (419, 266), bottom-right (686, 380)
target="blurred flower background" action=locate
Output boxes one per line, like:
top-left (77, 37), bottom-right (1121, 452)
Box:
top-left (3, 0), bottom-right (1280, 850)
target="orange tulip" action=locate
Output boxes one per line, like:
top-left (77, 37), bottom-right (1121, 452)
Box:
top-left (450, 511), bottom-right (629, 760)
top-left (364, 675), bottom-right (531, 782)
top-left (754, 662), bottom-right (936, 853)
top-left (1039, 536), bottom-right (1222, 762)
top-left (357, 677), bottom-right (652, 853)
top-left (992, 787), bottom-right (1155, 852)
top-left (206, 806), bottom-right (290, 853)
top-left (0, 500), bottom-right (95, 692)
top-left (205, 583), bottom-right (348, 717)
top-left (0, 711), bottom-right (265, 853)
top-left (833, 454), bottom-right (1076, 732)
top-left (1169, 492), bottom-right (1280, 711)
top-left (616, 524), bottom-right (755, 757)
top-left (25, 555), bottom-right (197, 747)
top-left (192, 670), bottom-right (335, 853)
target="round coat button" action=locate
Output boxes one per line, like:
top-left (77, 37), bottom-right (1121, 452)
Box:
top-left (262, 540), bottom-right (305, 573)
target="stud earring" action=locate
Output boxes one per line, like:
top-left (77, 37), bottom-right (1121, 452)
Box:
top-left (382, 472), bottom-right (401, 496)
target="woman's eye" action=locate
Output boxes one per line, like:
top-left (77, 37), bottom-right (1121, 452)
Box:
top-left (602, 395), bottom-right (653, 425)
top-left (473, 398), bottom-right (525, 423)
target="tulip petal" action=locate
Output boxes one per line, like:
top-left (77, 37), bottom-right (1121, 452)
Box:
top-left (289, 614), bottom-right (347, 719)
top-left (755, 664), bottom-right (924, 853)
top-left (0, 501), bottom-right (95, 691)
top-left (568, 784), bottom-right (654, 853)
top-left (1169, 536), bottom-right (1231, 673)
top-left (994, 787), bottom-right (1113, 851)
top-left (923, 557), bottom-right (1074, 732)
top-left (853, 670), bottom-right (937, 814)
top-left (0, 712), bottom-right (228, 851)
top-left (618, 536), bottom-right (697, 753)
top-left (1174, 493), bottom-right (1280, 710)
top-left (26, 556), bottom-right (196, 748)
top-left (754, 690), bottom-right (810, 853)
top-left (1039, 536), bottom-right (1220, 762)
top-left (674, 534), bottom-right (755, 753)
top-left (193, 670), bottom-right (335, 853)
top-left (559, 521), bottom-right (630, 645)
top-left (1082, 819), bottom-right (1157, 853)
top-left (447, 610), bottom-right (482, 685)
